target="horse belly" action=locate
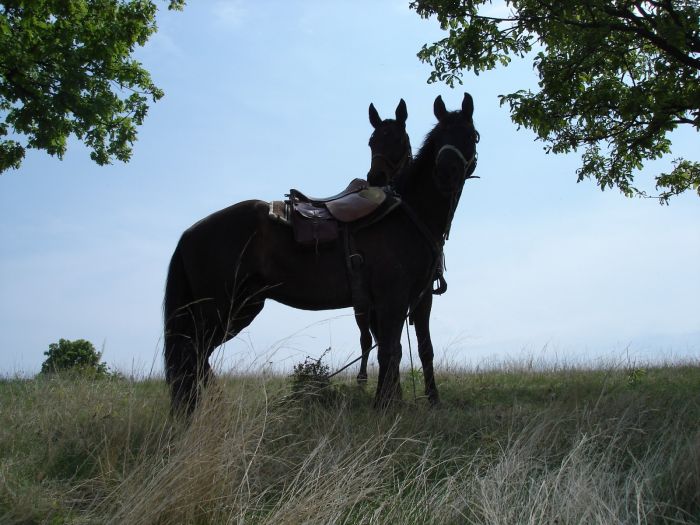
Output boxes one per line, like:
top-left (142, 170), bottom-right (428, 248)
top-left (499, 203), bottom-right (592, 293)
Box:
top-left (257, 219), bottom-right (353, 310)
top-left (261, 245), bottom-right (353, 310)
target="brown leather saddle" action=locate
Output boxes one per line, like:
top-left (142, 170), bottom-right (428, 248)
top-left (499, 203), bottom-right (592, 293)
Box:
top-left (269, 178), bottom-right (398, 247)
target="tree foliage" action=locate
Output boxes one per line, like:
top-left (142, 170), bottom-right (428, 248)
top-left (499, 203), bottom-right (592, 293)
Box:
top-left (411, 0), bottom-right (700, 203)
top-left (0, 0), bottom-right (183, 173)
top-left (40, 338), bottom-right (109, 376)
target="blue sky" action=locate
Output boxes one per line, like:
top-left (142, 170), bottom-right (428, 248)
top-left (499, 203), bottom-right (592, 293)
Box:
top-left (1, 1), bottom-right (698, 375)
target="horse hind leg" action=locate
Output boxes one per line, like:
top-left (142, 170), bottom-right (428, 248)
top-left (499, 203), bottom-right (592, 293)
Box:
top-left (164, 281), bottom-right (224, 416)
top-left (222, 284), bottom-right (266, 344)
top-left (165, 326), bottom-right (215, 417)
top-left (165, 292), bottom-right (265, 417)
top-left (164, 244), bottom-right (204, 416)
top-left (355, 309), bottom-right (373, 384)
top-left (163, 244), bottom-right (262, 416)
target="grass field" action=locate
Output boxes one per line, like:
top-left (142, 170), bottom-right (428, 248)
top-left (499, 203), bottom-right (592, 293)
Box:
top-left (1, 359), bottom-right (699, 524)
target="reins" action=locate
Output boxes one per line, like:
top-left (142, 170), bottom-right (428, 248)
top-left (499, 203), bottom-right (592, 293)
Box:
top-left (327, 345), bottom-right (376, 379)
top-left (402, 141), bottom-right (478, 314)
top-left (399, 199), bottom-right (444, 316)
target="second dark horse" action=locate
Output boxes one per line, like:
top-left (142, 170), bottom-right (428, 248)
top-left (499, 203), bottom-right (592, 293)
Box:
top-left (164, 94), bottom-right (479, 414)
top-left (355, 98), bottom-right (413, 386)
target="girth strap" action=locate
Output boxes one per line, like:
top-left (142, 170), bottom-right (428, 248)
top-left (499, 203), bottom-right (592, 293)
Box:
top-left (343, 224), bottom-right (371, 313)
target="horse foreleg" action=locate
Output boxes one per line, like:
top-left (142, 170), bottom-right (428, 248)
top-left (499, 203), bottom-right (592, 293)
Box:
top-left (355, 309), bottom-right (373, 384)
top-left (411, 294), bottom-right (440, 406)
top-left (373, 308), bottom-right (404, 409)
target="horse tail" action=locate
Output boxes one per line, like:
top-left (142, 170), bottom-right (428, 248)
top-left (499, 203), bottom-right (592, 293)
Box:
top-left (163, 240), bottom-right (196, 414)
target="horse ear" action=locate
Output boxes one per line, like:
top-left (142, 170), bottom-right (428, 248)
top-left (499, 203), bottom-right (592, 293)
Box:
top-left (433, 95), bottom-right (448, 122)
top-left (461, 92), bottom-right (474, 120)
top-left (395, 98), bottom-right (407, 124)
top-left (369, 103), bottom-right (382, 129)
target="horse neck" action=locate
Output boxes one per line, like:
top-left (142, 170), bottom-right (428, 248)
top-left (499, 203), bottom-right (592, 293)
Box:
top-left (400, 148), bottom-right (451, 244)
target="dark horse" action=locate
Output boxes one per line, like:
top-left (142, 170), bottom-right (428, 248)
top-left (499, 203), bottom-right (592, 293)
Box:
top-left (355, 98), bottom-right (413, 385)
top-left (356, 99), bottom-right (455, 406)
top-left (164, 93), bottom-right (479, 413)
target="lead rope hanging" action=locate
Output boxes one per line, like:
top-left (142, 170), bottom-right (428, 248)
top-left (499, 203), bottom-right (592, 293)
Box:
top-left (405, 317), bottom-right (417, 403)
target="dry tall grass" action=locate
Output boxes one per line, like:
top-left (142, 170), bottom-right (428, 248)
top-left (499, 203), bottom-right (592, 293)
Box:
top-left (1, 362), bottom-right (698, 524)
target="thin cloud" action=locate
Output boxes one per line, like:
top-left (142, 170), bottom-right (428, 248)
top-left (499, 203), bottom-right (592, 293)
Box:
top-left (212, 1), bottom-right (247, 29)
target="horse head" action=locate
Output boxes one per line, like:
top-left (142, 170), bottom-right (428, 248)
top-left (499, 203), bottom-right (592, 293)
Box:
top-left (367, 98), bottom-right (411, 187)
top-left (431, 93), bottom-right (479, 197)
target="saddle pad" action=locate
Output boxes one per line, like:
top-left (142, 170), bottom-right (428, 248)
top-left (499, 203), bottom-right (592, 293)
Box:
top-left (359, 187), bottom-right (387, 204)
top-left (269, 200), bottom-right (291, 225)
top-left (325, 187), bottom-right (387, 222)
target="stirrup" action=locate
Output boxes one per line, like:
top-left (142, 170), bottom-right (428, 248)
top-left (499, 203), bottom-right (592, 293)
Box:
top-left (432, 275), bottom-right (447, 295)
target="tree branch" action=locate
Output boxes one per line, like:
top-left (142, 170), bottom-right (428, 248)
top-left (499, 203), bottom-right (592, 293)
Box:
top-left (603, 4), bottom-right (700, 70)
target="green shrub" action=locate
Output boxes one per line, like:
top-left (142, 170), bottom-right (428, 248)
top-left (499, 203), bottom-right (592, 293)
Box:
top-left (627, 367), bottom-right (647, 388)
top-left (289, 349), bottom-right (339, 404)
top-left (40, 338), bottom-right (110, 377)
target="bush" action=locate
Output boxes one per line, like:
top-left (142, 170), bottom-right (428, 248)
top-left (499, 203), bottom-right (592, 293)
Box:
top-left (289, 349), bottom-right (340, 404)
top-left (40, 338), bottom-right (110, 377)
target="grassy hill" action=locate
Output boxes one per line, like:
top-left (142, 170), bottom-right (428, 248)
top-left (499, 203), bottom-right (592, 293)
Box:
top-left (1, 361), bottom-right (699, 524)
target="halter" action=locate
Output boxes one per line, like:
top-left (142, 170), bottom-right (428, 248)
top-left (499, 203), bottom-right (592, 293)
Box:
top-left (435, 144), bottom-right (477, 185)
top-left (369, 132), bottom-right (412, 183)
top-left (370, 150), bottom-right (412, 174)
top-left (434, 142), bottom-right (478, 242)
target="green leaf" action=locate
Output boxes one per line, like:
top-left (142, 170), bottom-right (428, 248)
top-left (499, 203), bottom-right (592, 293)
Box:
top-left (0, 0), bottom-right (180, 173)
top-left (410, 0), bottom-right (700, 203)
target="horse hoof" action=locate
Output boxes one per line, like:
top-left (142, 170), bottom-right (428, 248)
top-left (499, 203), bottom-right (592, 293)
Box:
top-left (356, 374), bottom-right (368, 385)
top-left (427, 393), bottom-right (441, 408)
top-left (373, 388), bottom-right (403, 410)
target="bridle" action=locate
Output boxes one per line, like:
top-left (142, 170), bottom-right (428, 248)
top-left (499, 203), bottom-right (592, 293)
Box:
top-left (402, 128), bottom-right (480, 311)
top-left (369, 131), bottom-right (412, 183)
top-left (435, 144), bottom-right (477, 183)
top-left (434, 135), bottom-right (479, 242)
